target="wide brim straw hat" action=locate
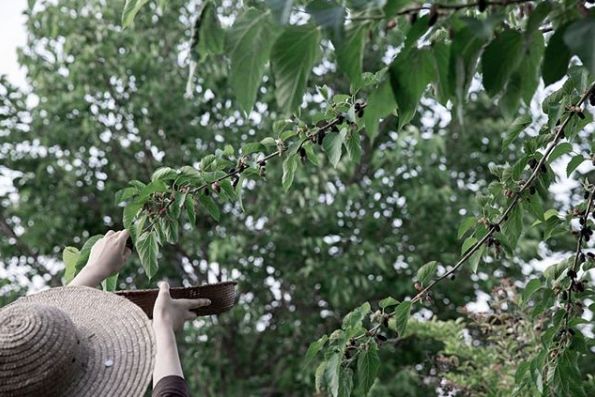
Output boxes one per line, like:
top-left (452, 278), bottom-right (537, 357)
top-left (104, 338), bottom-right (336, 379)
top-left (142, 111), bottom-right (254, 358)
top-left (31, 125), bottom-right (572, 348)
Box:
top-left (0, 286), bottom-right (155, 397)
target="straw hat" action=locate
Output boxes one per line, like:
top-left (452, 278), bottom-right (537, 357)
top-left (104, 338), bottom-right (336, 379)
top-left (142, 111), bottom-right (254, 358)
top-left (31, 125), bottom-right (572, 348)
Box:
top-left (0, 286), bottom-right (155, 397)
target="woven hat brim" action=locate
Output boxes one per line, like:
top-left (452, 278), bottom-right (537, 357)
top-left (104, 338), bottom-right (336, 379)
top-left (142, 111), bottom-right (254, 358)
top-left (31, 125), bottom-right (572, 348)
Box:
top-left (13, 286), bottom-right (155, 397)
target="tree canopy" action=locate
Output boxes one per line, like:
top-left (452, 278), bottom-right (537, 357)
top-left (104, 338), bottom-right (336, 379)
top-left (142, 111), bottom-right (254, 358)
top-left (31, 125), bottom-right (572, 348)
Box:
top-left (1, 0), bottom-right (595, 395)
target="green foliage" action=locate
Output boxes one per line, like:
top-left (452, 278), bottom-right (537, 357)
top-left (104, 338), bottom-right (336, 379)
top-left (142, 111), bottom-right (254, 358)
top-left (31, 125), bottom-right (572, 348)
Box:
top-left (2, 0), bottom-right (595, 396)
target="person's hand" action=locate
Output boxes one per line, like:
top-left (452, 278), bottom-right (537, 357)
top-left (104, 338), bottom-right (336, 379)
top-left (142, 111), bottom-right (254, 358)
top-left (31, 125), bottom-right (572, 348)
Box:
top-left (69, 229), bottom-right (131, 288)
top-left (153, 281), bottom-right (211, 332)
top-left (85, 230), bottom-right (131, 279)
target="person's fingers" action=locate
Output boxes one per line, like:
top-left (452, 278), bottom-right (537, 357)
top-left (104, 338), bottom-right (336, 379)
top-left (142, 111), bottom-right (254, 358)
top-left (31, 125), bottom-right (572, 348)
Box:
top-left (116, 229), bottom-right (130, 245)
top-left (177, 298), bottom-right (211, 309)
top-left (157, 281), bottom-right (171, 298)
top-left (105, 230), bottom-right (115, 238)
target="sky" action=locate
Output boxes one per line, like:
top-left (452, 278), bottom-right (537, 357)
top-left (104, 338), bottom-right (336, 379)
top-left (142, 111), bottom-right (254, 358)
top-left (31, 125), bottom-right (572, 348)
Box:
top-left (0, 1), bottom-right (29, 88)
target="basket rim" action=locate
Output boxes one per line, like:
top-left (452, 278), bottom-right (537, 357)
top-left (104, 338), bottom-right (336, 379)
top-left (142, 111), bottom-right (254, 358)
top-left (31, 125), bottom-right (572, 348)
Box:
top-left (114, 281), bottom-right (237, 295)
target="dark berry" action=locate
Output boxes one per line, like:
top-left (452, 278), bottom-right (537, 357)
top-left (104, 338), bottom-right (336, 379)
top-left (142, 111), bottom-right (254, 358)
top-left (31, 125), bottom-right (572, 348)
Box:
top-left (478, 0), bottom-right (487, 12)
top-left (568, 269), bottom-right (577, 279)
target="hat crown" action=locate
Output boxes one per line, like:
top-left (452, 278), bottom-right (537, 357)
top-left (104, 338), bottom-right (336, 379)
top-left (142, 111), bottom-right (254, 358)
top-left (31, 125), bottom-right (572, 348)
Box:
top-left (0, 303), bottom-right (78, 396)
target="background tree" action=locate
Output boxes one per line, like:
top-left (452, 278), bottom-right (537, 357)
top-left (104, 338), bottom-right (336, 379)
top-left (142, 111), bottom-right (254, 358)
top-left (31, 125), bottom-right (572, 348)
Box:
top-left (1, 0), bottom-right (594, 395)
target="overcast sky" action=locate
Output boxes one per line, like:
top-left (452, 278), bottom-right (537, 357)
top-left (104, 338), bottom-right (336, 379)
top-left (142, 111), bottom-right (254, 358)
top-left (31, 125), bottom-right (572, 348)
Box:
top-left (0, 1), bottom-right (28, 88)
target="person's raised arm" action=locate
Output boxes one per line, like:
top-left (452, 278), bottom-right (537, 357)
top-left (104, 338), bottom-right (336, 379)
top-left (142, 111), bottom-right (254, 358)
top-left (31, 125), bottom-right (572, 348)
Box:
top-left (69, 229), bottom-right (131, 288)
top-left (152, 281), bottom-right (210, 394)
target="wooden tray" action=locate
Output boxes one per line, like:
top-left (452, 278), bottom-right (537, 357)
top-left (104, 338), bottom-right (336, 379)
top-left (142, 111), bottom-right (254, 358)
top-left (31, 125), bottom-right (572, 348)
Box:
top-left (115, 281), bottom-right (237, 319)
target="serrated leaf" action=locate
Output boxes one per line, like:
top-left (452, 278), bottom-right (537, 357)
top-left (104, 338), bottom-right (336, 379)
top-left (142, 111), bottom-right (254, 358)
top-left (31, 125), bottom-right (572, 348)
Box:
top-left (266, 0), bottom-right (293, 25)
top-left (432, 41), bottom-right (451, 105)
top-left (389, 47), bottom-right (434, 130)
top-left (469, 245), bottom-right (485, 273)
top-left (342, 302), bottom-right (370, 330)
top-left (323, 129), bottom-right (346, 168)
top-left (521, 278), bottom-right (542, 306)
top-left (548, 142), bottom-right (572, 162)
top-left (379, 296), bottom-right (399, 309)
top-left (338, 367), bottom-right (353, 397)
top-left (114, 187), bottom-right (138, 206)
top-left (526, 1), bottom-right (552, 34)
top-left (306, 0), bottom-right (345, 40)
top-left (198, 194), bottom-right (220, 221)
top-left (566, 154), bottom-right (585, 177)
top-left (392, 301), bottom-right (412, 336)
top-left (282, 154), bottom-right (299, 191)
top-left (228, 9), bottom-right (279, 112)
top-left (318, 353), bottom-right (341, 397)
top-left (304, 334), bottom-right (328, 369)
top-left (461, 236), bottom-right (477, 254)
top-left (542, 24), bottom-right (571, 86)
top-left (121, 0), bottom-right (149, 27)
top-left (136, 231), bottom-right (159, 279)
top-left (563, 17), bottom-right (595, 77)
top-left (457, 216), bottom-right (475, 239)
top-left (334, 22), bottom-right (367, 88)
top-left (62, 246), bottom-right (81, 284)
top-left (355, 340), bottom-right (380, 396)
top-left (345, 130), bottom-right (361, 163)
top-left (271, 24), bottom-right (321, 113)
top-left (196, 1), bottom-right (225, 58)
top-left (416, 261), bottom-right (437, 286)
top-left (503, 114), bottom-right (532, 147)
top-left (123, 201), bottom-right (143, 231)
top-left (363, 80), bottom-right (396, 142)
top-left (185, 195), bottom-right (197, 227)
top-left (481, 29), bottom-right (524, 96)
top-left (241, 142), bottom-right (266, 155)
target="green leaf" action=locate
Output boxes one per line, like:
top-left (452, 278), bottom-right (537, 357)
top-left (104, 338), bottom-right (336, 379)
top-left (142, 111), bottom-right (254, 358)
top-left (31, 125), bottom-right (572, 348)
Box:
top-left (363, 80), bottom-right (396, 142)
top-left (317, 353), bottom-right (341, 397)
top-left (345, 131), bottom-right (362, 163)
top-left (566, 154), bottom-right (585, 177)
top-left (526, 1), bottom-right (552, 34)
top-left (379, 296), bottom-right (399, 309)
top-left (136, 231), bottom-right (159, 279)
top-left (266, 0), bottom-right (293, 25)
top-left (392, 301), bottom-right (412, 336)
top-left (323, 129), bottom-right (346, 168)
top-left (389, 47), bottom-right (434, 130)
top-left (137, 180), bottom-right (168, 202)
top-left (114, 186), bottom-right (138, 206)
top-left (564, 17), bottom-right (595, 77)
top-left (185, 195), bottom-right (197, 227)
top-left (521, 278), bottom-right (542, 306)
top-left (197, 1), bottom-right (225, 58)
top-left (334, 23), bottom-right (367, 88)
top-left (121, 0), bottom-right (149, 27)
top-left (431, 41), bottom-right (451, 105)
top-left (304, 334), bottom-right (328, 369)
top-left (416, 261), bottom-right (437, 286)
top-left (151, 167), bottom-right (177, 182)
top-left (198, 194), bottom-right (220, 221)
top-left (101, 273), bottom-right (119, 292)
top-left (355, 340), bottom-right (380, 396)
top-left (503, 114), bottom-right (532, 147)
top-left (384, 0), bottom-right (410, 17)
top-left (457, 216), bottom-right (475, 239)
top-left (469, 245), bottom-right (485, 274)
top-left (342, 302), bottom-right (371, 330)
top-left (271, 24), bottom-right (321, 113)
top-left (515, 31), bottom-right (545, 105)
top-left (282, 154), bottom-right (299, 191)
top-left (548, 142), bottom-right (572, 162)
top-left (62, 246), bottom-right (81, 284)
top-left (228, 9), bottom-right (279, 112)
top-left (481, 29), bottom-right (524, 96)
top-left (542, 24), bottom-right (571, 86)
top-left (123, 201), bottom-right (143, 231)
top-left (338, 367), bottom-right (354, 397)
top-left (306, 0), bottom-right (345, 40)
top-left (461, 236), bottom-right (477, 254)
top-left (403, 15), bottom-right (430, 50)
top-left (241, 142), bottom-right (266, 155)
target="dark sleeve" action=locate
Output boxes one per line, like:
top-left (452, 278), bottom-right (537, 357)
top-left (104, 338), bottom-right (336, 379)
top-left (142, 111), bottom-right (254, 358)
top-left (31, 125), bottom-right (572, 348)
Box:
top-left (152, 376), bottom-right (190, 397)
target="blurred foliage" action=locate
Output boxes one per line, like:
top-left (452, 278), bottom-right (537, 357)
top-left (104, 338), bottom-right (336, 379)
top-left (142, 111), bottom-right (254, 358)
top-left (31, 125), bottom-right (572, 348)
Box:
top-left (1, 0), bottom-right (595, 396)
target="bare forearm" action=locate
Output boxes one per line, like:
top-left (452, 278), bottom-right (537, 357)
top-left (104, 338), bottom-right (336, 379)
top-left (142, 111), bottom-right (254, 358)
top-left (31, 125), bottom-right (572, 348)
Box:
top-left (152, 322), bottom-right (184, 388)
top-left (69, 266), bottom-right (106, 288)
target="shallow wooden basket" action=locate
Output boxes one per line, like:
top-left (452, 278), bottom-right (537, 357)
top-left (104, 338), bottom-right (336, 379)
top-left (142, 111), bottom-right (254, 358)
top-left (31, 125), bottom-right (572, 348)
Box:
top-left (115, 281), bottom-right (237, 319)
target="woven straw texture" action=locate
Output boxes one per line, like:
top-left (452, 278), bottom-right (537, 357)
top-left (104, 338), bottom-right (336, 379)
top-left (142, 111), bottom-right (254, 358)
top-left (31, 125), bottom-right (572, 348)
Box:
top-left (115, 281), bottom-right (237, 319)
top-left (0, 286), bottom-right (154, 397)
